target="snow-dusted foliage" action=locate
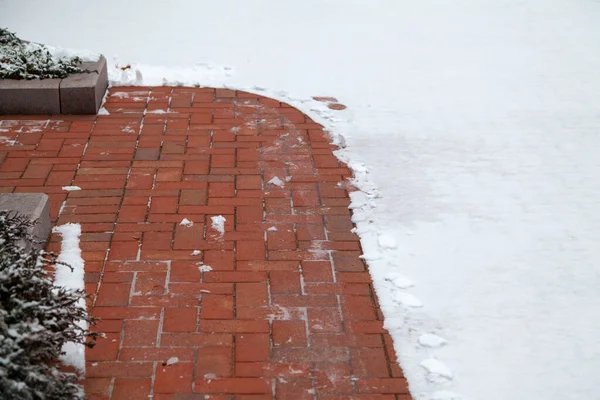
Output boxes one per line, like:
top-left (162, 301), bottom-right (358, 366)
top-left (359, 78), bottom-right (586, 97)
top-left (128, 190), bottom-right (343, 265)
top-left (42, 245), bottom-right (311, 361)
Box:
top-left (0, 212), bottom-right (97, 399)
top-left (0, 28), bottom-right (81, 79)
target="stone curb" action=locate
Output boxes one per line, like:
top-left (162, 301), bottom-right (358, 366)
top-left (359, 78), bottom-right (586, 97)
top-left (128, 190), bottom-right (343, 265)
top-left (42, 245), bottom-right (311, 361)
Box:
top-left (0, 193), bottom-right (51, 250)
top-left (0, 56), bottom-right (108, 115)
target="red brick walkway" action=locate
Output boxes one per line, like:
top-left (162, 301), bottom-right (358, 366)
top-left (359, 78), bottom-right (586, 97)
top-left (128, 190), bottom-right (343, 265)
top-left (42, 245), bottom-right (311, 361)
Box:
top-left (0, 87), bottom-right (410, 400)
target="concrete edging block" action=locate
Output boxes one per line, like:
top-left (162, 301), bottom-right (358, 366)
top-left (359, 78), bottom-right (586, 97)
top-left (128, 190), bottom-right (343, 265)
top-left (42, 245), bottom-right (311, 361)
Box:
top-left (0, 78), bottom-right (61, 115)
top-left (60, 56), bottom-right (108, 114)
top-left (0, 55), bottom-right (108, 115)
top-left (0, 193), bottom-right (51, 250)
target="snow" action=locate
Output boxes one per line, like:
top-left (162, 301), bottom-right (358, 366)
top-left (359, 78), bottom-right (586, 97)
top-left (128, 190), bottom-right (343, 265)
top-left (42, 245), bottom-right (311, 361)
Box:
top-left (111, 92), bottom-right (129, 99)
top-left (4, 1), bottom-right (600, 399)
top-left (191, 250), bottom-right (201, 256)
top-left (420, 358), bottom-right (454, 382)
top-left (377, 234), bottom-right (397, 250)
top-left (97, 90), bottom-right (110, 116)
top-left (392, 292), bottom-right (423, 308)
top-left (164, 356), bottom-right (179, 366)
top-left (179, 218), bottom-right (193, 227)
top-left (198, 265), bottom-right (212, 273)
top-left (385, 273), bottom-right (414, 289)
top-left (0, 136), bottom-right (18, 145)
top-left (419, 334), bottom-right (447, 349)
top-left (267, 176), bottom-right (285, 188)
top-left (210, 215), bottom-right (226, 235)
top-left (51, 223), bottom-right (86, 373)
top-left (41, 43), bottom-right (100, 63)
top-left (62, 186), bottom-right (81, 191)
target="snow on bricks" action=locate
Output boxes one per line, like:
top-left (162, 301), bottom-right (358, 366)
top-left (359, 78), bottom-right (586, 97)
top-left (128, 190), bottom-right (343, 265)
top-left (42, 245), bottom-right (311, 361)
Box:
top-left (0, 87), bottom-right (411, 399)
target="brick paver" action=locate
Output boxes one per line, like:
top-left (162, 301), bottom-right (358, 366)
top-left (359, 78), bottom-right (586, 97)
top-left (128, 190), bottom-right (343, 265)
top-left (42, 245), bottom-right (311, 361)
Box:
top-left (0, 87), bottom-right (411, 399)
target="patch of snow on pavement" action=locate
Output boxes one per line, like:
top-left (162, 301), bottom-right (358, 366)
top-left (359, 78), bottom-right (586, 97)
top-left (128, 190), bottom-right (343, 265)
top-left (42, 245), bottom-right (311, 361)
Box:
top-left (62, 186), bottom-right (81, 191)
top-left (164, 356), bottom-right (179, 366)
top-left (111, 92), bottom-right (129, 99)
top-left (97, 88), bottom-right (111, 116)
top-left (198, 265), bottom-right (212, 272)
top-left (210, 215), bottom-right (226, 235)
top-left (179, 218), bottom-right (193, 227)
top-left (52, 223), bottom-right (86, 372)
top-left (0, 136), bottom-right (18, 145)
top-left (267, 176), bottom-right (285, 188)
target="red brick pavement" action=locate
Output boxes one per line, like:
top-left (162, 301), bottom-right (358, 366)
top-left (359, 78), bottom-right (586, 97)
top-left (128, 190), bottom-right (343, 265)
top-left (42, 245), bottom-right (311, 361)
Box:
top-left (0, 87), bottom-right (411, 399)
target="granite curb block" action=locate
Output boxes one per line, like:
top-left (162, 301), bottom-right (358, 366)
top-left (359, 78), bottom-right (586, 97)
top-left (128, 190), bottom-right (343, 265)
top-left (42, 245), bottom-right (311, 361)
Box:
top-left (0, 193), bottom-right (51, 250)
top-left (0, 55), bottom-right (108, 115)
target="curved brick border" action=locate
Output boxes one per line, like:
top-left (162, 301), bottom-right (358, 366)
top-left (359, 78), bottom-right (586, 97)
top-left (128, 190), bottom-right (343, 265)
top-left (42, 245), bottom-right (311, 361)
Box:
top-left (0, 87), bottom-right (411, 399)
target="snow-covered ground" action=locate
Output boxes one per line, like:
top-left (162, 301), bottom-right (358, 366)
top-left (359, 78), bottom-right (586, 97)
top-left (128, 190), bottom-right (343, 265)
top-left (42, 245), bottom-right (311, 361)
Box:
top-left (4, 1), bottom-right (600, 399)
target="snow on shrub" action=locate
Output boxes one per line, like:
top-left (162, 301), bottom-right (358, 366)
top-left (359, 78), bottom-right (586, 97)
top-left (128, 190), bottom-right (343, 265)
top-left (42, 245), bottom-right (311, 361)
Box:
top-left (0, 28), bottom-right (81, 80)
top-left (0, 211), bottom-right (97, 399)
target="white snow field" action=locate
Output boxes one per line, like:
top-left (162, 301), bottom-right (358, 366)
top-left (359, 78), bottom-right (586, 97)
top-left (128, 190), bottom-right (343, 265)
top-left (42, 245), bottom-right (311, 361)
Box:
top-left (3, 1), bottom-right (600, 399)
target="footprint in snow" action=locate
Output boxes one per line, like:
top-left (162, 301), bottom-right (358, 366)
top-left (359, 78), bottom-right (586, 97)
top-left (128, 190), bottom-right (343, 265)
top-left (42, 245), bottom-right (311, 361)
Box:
top-left (420, 358), bottom-right (453, 382)
top-left (419, 333), bottom-right (448, 348)
top-left (392, 291), bottom-right (423, 308)
top-left (377, 234), bottom-right (397, 249)
top-left (418, 333), bottom-right (447, 348)
top-left (385, 273), bottom-right (414, 289)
